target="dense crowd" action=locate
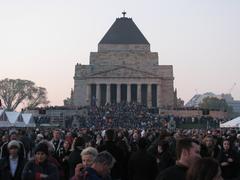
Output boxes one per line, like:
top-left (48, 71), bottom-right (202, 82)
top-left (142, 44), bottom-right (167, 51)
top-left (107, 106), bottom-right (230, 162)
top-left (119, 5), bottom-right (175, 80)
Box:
top-left (0, 103), bottom-right (237, 180)
top-left (72, 103), bottom-right (219, 129)
top-left (1, 126), bottom-right (240, 180)
top-left (85, 103), bottom-right (159, 129)
top-left (32, 103), bottom-right (221, 129)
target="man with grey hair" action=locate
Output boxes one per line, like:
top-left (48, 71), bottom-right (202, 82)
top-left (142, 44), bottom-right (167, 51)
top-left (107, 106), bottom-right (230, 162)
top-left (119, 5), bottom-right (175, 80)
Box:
top-left (72, 147), bottom-right (99, 179)
top-left (72, 151), bottom-right (115, 180)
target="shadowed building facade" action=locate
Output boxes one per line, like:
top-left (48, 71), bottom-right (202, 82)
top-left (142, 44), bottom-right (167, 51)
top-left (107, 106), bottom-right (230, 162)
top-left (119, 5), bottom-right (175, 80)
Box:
top-left (73, 14), bottom-right (174, 108)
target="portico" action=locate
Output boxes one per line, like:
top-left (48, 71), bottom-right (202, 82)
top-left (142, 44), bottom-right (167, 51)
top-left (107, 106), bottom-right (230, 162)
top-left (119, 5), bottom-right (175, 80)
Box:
top-left (86, 82), bottom-right (161, 107)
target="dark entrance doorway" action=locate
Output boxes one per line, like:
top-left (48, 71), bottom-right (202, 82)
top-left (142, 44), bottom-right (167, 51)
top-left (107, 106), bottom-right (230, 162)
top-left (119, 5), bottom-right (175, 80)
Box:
top-left (141, 84), bottom-right (147, 105)
top-left (121, 84), bottom-right (127, 102)
top-left (110, 84), bottom-right (117, 103)
top-left (100, 84), bottom-right (106, 105)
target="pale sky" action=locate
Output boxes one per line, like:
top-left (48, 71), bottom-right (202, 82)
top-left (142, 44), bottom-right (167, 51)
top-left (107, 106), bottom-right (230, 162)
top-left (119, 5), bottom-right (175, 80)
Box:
top-left (0, 0), bottom-right (240, 107)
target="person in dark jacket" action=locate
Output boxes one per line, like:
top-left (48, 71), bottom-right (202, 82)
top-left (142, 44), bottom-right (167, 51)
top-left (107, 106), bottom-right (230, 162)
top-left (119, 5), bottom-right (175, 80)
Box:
top-left (98, 129), bottom-right (125, 180)
top-left (68, 136), bottom-right (86, 178)
top-left (156, 140), bottom-right (175, 172)
top-left (156, 138), bottom-right (201, 180)
top-left (59, 140), bottom-right (71, 179)
top-left (49, 129), bottom-right (64, 163)
top-left (21, 142), bottom-right (59, 180)
top-left (0, 140), bottom-right (26, 180)
top-left (128, 137), bottom-right (158, 180)
top-left (217, 139), bottom-right (239, 180)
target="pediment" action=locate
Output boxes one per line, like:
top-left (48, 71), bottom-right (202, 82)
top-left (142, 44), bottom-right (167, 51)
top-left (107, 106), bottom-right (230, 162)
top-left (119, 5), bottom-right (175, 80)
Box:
top-left (89, 66), bottom-right (157, 78)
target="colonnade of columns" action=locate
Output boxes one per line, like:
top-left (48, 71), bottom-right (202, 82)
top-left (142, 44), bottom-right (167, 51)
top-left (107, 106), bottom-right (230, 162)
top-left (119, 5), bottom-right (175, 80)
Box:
top-left (86, 83), bottom-right (162, 108)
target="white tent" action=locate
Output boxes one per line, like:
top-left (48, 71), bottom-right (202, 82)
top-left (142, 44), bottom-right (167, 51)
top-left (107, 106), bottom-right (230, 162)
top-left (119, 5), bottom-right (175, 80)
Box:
top-left (5, 111), bottom-right (26, 127)
top-left (22, 113), bottom-right (35, 127)
top-left (0, 110), bottom-right (13, 127)
top-left (0, 111), bottom-right (35, 127)
top-left (5, 111), bottom-right (20, 124)
top-left (220, 116), bottom-right (240, 128)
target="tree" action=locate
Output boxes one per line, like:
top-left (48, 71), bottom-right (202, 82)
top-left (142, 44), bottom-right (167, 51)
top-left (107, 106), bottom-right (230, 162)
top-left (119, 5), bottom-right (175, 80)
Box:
top-left (0, 78), bottom-right (49, 111)
top-left (199, 97), bottom-right (233, 113)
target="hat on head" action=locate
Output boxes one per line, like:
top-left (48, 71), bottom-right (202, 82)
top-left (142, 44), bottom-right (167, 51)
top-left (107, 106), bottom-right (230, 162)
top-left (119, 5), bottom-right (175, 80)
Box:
top-left (8, 140), bottom-right (20, 149)
top-left (35, 143), bottom-right (49, 155)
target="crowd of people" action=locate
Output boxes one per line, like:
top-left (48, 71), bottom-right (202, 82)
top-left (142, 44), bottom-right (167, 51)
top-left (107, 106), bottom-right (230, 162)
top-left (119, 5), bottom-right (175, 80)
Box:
top-left (32, 103), bottom-right (221, 129)
top-left (72, 103), bottom-right (219, 129)
top-left (0, 126), bottom-right (240, 180)
top-left (85, 103), bottom-right (159, 129)
top-left (0, 103), bottom-right (238, 180)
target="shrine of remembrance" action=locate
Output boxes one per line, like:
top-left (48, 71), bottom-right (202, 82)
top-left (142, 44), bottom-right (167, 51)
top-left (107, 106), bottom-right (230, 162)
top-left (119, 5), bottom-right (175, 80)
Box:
top-left (73, 13), bottom-right (174, 108)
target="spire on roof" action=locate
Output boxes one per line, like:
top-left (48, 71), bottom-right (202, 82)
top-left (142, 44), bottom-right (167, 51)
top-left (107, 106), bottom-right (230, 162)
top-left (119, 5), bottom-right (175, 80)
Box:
top-left (122, 11), bottom-right (126, 18)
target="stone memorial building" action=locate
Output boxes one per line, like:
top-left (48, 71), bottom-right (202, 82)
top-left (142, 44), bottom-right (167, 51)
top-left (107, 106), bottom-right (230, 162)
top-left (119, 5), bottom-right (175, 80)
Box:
top-left (73, 13), bottom-right (174, 108)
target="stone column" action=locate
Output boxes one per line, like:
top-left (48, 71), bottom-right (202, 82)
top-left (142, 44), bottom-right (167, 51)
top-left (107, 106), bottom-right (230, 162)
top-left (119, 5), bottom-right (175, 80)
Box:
top-left (117, 84), bottom-right (121, 103)
top-left (86, 84), bottom-right (91, 105)
top-left (106, 84), bottom-right (111, 104)
top-left (96, 84), bottom-right (100, 106)
top-left (137, 84), bottom-right (141, 104)
top-left (147, 84), bottom-right (152, 108)
top-left (127, 84), bottom-right (131, 103)
top-left (157, 83), bottom-right (162, 108)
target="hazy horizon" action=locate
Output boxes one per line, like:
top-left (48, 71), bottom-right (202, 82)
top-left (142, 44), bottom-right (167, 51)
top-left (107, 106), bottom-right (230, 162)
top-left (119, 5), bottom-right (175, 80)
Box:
top-left (1, 0), bottom-right (239, 108)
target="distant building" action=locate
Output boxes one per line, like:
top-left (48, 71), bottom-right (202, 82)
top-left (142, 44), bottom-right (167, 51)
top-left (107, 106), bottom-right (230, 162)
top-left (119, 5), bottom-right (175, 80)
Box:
top-left (185, 92), bottom-right (240, 113)
top-left (161, 109), bottom-right (227, 120)
top-left (185, 92), bottom-right (220, 108)
top-left (72, 13), bottom-right (174, 108)
top-left (222, 94), bottom-right (240, 113)
top-left (227, 101), bottom-right (240, 113)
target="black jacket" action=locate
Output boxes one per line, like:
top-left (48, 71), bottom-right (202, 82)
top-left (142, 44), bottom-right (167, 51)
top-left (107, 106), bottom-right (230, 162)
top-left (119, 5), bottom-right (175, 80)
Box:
top-left (217, 149), bottom-right (239, 179)
top-left (98, 141), bottom-right (124, 179)
top-left (156, 151), bottom-right (175, 172)
top-left (68, 149), bottom-right (82, 178)
top-left (155, 163), bottom-right (188, 180)
top-left (0, 156), bottom-right (26, 180)
top-left (128, 149), bottom-right (158, 180)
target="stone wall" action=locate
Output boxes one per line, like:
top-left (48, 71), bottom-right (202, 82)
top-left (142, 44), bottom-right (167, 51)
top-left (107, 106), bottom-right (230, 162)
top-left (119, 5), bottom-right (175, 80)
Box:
top-left (90, 51), bottom-right (158, 66)
top-left (74, 64), bottom-right (173, 79)
top-left (73, 79), bottom-right (87, 106)
top-left (162, 109), bottom-right (227, 119)
top-left (161, 79), bottom-right (174, 107)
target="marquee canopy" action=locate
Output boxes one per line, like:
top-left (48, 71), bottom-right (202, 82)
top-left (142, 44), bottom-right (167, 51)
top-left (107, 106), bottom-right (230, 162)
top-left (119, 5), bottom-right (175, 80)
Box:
top-left (0, 111), bottom-right (35, 127)
top-left (220, 116), bottom-right (240, 128)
